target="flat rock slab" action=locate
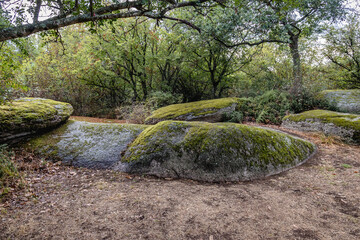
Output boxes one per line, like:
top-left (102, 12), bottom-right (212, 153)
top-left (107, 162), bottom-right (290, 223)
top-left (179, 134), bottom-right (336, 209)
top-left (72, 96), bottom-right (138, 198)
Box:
top-left (145, 98), bottom-right (248, 124)
top-left (282, 110), bottom-right (360, 144)
top-left (318, 90), bottom-right (360, 114)
top-left (118, 121), bottom-right (316, 182)
top-left (25, 121), bottom-right (148, 169)
top-left (0, 98), bottom-right (73, 143)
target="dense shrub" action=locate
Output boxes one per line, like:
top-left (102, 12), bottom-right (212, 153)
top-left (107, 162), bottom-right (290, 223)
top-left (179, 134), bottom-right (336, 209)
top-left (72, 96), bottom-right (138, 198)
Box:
top-left (224, 90), bottom-right (337, 125)
top-left (146, 91), bottom-right (182, 110)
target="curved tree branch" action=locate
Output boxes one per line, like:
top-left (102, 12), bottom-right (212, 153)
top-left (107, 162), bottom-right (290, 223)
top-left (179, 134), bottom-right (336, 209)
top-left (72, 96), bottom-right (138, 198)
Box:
top-left (0, 0), bottom-right (211, 42)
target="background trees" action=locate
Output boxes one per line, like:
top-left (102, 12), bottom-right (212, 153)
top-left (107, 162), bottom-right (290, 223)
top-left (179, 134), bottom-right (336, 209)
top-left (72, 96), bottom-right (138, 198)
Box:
top-left (324, 13), bottom-right (360, 88)
top-left (1, 0), bottom-right (358, 121)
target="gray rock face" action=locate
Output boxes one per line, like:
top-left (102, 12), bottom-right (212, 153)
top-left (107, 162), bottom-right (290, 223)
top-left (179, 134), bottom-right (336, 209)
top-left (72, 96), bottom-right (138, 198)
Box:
top-left (118, 121), bottom-right (316, 182)
top-left (26, 121), bottom-right (148, 169)
top-left (318, 90), bottom-right (360, 113)
top-left (0, 98), bottom-right (73, 143)
top-left (282, 110), bottom-right (360, 144)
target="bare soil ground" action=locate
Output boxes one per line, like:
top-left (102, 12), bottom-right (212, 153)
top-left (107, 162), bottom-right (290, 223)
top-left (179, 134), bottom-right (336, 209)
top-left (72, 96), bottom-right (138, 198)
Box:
top-left (1, 123), bottom-right (360, 240)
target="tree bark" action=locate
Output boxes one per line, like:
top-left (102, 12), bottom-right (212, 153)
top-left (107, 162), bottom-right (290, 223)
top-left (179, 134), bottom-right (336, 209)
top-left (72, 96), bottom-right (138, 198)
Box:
top-left (289, 34), bottom-right (302, 95)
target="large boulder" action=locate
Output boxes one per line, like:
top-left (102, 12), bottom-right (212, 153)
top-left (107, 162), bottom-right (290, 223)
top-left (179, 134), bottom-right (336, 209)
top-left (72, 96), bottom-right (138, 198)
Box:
top-left (317, 89), bottom-right (360, 113)
top-left (117, 121), bottom-right (316, 182)
top-left (282, 110), bottom-right (360, 144)
top-left (0, 98), bottom-right (73, 143)
top-left (144, 98), bottom-right (248, 124)
top-left (25, 121), bottom-right (148, 169)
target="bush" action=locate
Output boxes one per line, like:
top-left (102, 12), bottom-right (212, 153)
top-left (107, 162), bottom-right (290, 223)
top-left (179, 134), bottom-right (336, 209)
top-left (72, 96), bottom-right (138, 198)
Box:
top-left (227, 90), bottom-right (337, 125)
top-left (0, 145), bottom-right (21, 199)
top-left (115, 103), bottom-right (152, 124)
top-left (146, 91), bottom-right (182, 110)
top-left (236, 90), bottom-right (290, 124)
top-left (222, 111), bottom-right (243, 123)
top-left (289, 90), bottom-right (337, 113)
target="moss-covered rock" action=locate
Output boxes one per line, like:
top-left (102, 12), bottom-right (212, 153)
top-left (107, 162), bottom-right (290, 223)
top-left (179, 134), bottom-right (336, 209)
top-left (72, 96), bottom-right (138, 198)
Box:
top-left (145, 98), bottom-right (248, 124)
top-left (0, 98), bottom-right (73, 143)
top-left (282, 110), bottom-right (360, 144)
top-left (317, 90), bottom-right (360, 113)
top-left (25, 120), bottom-right (148, 169)
top-left (117, 121), bottom-right (316, 182)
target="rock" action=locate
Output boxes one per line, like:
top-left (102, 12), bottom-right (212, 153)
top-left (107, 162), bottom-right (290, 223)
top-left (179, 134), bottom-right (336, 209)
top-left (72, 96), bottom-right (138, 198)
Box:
top-left (117, 121), bottom-right (316, 182)
top-left (25, 120), bottom-right (148, 169)
top-left (0, 98), bottom-right (73, 143)
top-left (144, 98), bottom-right (248, 124)
top-left (282, 110), bottom-right (360, 144)
top-left (317, 89), bottom-right (360, 113)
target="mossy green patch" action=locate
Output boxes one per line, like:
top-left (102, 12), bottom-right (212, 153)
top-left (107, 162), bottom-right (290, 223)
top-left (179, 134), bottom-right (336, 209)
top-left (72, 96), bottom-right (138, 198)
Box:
top-left (122, 121), bottom-right (315, 182)
top-left (0, 98), bottom-right (73, 143)
top-left (145, 98), bottom-right (247, 124)
top-left (283, 110), bottom-right (360, 131)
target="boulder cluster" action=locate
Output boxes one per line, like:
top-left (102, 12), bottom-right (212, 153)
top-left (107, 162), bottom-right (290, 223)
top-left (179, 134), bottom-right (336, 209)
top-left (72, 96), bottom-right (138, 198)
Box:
top-left (5, 91), bottom-right (359, 182)
top-left (2, 97), bottom-right (318, 182)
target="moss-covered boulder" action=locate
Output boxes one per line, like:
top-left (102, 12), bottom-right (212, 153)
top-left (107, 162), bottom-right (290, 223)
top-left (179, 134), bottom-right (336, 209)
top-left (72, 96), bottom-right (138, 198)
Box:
top-left (0, 98), bottom-right (73, 143)
top-left (145, 98), bottom-right (247, 124)
top-left (282, 110), bottom-right (360, 144)
top-left (117, 121), bottom-right (316, 182)
top-left (317, 90), bottom-right (360, 113)
top-left (25, 121), bottom-right (148, 169)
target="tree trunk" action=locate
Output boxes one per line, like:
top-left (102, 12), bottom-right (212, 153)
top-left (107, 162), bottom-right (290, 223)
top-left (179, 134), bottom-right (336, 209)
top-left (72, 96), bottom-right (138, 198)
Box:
top-left (289, 34), bottom-right (302, 95)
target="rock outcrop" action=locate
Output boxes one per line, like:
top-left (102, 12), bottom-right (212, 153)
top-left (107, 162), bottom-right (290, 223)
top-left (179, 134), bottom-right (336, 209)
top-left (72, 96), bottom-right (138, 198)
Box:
top-left (25, 120), bottom-right (148, 169)
top-left (118, 121), bottom-right (316, 182)
top-left (0, 98), bottom-right (73, 143)
top-left (145, 98), bottom-right (248, 124)
top-left (317, 90), bottom-right (360, 114)
top-left (282, 110), bottom-right (360, 144)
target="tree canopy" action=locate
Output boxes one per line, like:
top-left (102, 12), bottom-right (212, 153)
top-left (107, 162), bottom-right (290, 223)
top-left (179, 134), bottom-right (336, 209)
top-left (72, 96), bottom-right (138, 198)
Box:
top-left (0, 0), bottom-right (213, 42)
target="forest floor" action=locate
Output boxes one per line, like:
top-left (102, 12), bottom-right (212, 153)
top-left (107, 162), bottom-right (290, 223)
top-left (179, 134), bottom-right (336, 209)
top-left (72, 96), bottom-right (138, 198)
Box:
top-left (1, 120), bottom-right (360, 240)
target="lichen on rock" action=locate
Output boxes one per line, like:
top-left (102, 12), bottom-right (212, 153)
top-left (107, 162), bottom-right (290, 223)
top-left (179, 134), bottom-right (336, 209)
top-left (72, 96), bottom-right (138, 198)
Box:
top-left (317, 90), bottom-right (360, 114)
top-left (144, 97), bottom-right (248, 124)
top-left (25, 120), bottom-right (148, 169)
top-left (282, 110), bottom-right (360, 144)
top-left (0, 98), bottom-right (73, 143)
top-left (117, 121), bottom-right (316, 182)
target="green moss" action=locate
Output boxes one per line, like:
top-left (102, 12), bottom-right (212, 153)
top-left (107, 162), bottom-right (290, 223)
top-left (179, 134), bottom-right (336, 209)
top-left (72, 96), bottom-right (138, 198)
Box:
top-left (283, 110), bottom-right (360, 131)
top-left (123, 121), bottom-right (315, 171)
top-left (0, 98), bottom-right (73, 132)
top-left (145, 98), bottom-right (244, 123)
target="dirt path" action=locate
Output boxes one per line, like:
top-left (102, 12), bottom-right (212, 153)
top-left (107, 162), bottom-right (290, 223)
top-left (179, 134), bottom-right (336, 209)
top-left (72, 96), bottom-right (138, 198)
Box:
top-left (1, 127), bottom-right (360, 240)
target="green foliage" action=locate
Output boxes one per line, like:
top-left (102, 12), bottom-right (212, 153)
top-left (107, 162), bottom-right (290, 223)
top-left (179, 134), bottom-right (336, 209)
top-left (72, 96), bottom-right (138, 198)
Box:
top-left (240, 90), bottom-right (291, 124)
top-left (0, 41), bottom-right (30, 103)
top-left (222, 111), bottom-right (243, 123)
top-left (324, 13), bottom-right (360, 89)
top-left (146, 91), bottom-right (182, 110)
top-left (233, 89), bottom-right (336, 125)
top-left (289, 90), bottom-right (337, 113)
top-left (0, 145), bottom-right (20, 199)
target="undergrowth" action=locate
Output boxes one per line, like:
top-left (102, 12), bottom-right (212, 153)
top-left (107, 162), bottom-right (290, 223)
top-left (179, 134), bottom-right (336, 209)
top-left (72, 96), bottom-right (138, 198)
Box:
top-left (223, 90), bottom-right (337, 125)
top-left (0, 145), bottom-right (23, 200)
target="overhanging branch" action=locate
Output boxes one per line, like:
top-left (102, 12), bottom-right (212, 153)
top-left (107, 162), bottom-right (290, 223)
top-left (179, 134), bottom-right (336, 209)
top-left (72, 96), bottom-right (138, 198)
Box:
top-left (0, 0), bottom-right (211, 42)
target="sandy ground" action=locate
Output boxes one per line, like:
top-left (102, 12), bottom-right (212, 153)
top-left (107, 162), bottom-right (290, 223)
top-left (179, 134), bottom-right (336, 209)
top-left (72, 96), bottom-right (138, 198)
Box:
top-left (1, 125), bottom-right (360, 240)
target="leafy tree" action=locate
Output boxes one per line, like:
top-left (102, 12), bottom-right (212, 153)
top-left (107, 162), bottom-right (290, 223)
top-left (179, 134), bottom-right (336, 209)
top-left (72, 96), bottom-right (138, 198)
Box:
top-left (324, 13), bottom-right (360, 88)
top-left (210, 0), bottom-right (346, 94)
top-left (0, 0), bottom-right (213, 42)
top-left (0, 39), bottom-right (31, 103)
